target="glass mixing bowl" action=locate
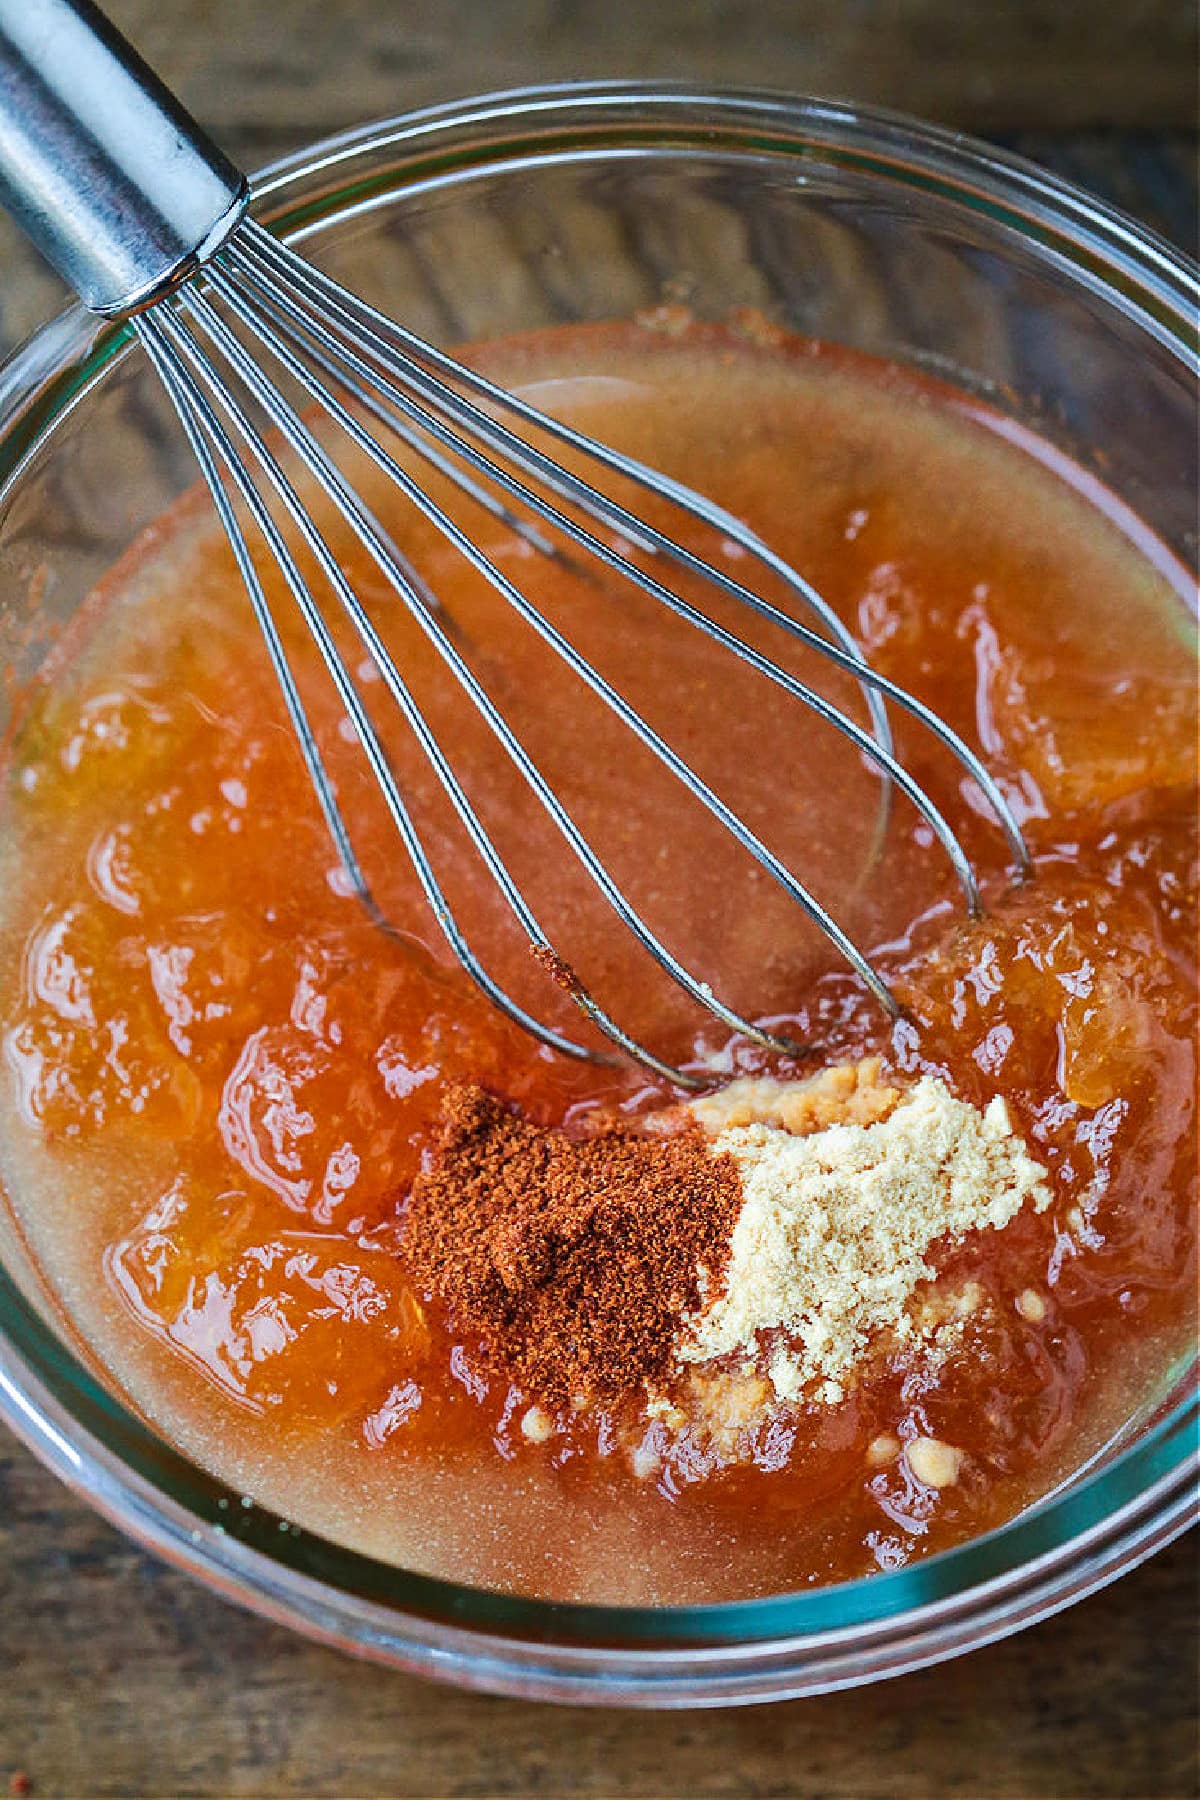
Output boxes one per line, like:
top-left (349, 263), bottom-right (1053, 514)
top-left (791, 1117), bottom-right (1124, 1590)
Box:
top-left (0, 85), bottom-right (1195, 1707)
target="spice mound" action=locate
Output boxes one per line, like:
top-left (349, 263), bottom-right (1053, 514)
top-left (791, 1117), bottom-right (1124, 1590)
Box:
top-left (402, 1084), bottom-right (742, 1407)
top-left (403, 1062), bottom-right (1055, 1430)
top-left (679, 1070), bottom-right (1054, 1406)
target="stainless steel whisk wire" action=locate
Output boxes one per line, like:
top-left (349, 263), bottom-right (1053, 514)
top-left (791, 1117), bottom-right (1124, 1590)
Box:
top-left (0, 0), bottom-right (1031, 1090)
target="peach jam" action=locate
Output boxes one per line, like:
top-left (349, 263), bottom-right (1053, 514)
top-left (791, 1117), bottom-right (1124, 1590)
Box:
top-left (0, 322), bottom-right (1194, 1603)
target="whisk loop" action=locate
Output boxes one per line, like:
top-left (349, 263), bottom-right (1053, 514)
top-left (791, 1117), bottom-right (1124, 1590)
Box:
top-left (125, 214), bottom-right (1032, 1090)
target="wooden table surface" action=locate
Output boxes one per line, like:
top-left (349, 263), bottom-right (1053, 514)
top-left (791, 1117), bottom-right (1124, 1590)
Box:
top-left (1, 3), bottom-right (1196, 1795)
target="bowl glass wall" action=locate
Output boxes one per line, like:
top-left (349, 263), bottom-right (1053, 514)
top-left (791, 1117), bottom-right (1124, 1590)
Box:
top-left (0, 86), bottom-right (1195, 1705)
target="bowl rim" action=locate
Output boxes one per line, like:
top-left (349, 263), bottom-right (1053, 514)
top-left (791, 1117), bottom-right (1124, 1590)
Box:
top-left (0, 81), bottom-right (1196, 1699)
top-left (248, 80), bottom-right (1200, 291)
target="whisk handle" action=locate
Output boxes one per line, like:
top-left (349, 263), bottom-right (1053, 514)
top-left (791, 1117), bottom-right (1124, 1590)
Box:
top-left (0, 0), bottom-right (247, 316)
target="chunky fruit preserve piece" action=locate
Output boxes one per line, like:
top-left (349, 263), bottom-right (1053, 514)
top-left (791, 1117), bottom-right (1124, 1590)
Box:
top-left (0, 322), bottom-right (1194, 1603)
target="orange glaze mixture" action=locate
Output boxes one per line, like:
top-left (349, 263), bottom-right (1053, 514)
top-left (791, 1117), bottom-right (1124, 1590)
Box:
top-left (0, 321), bottom-right (1195, 1603)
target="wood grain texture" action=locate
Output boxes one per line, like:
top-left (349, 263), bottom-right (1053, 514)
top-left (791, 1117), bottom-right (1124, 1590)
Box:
top-left (87, 0), bottom-right (1200, 134)
top-left (1, 1434), bottom-right (1196, 1799)
top-left (0, 3), bottom-right (1197, 1794)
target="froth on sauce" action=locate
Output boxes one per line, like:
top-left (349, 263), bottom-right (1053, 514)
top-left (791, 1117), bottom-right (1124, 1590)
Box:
top-left (0, 321), bottom-right (1195, 1604)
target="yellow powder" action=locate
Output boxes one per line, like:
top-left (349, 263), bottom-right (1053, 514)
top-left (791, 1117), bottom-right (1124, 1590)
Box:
top-left (677, 1072), bottom-right (1053, 1404)
top-left (689, 1057), bottom-right (900, 1135)
top-left (906, 1436), bottom-right (965, 1488)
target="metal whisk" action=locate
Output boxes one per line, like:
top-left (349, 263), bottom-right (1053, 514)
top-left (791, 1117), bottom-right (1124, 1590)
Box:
top-left (0, 1), bottom-right (1030, 1087)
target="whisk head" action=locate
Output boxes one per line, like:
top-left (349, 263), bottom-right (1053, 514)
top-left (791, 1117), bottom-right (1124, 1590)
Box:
top-left (130, 215), bottom-right (1030, 1090)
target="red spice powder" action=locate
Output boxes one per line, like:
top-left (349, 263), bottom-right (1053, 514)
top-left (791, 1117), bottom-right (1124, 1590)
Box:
top-left (402, 1085), bottom-right (742, 1408)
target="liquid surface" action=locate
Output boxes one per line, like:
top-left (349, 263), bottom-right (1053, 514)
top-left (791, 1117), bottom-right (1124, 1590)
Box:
top-left (0, 323), bottom-right (1195, 1603)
